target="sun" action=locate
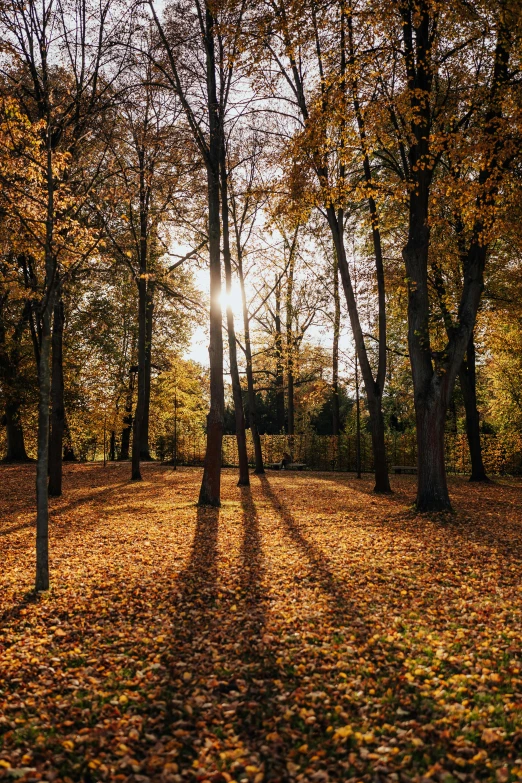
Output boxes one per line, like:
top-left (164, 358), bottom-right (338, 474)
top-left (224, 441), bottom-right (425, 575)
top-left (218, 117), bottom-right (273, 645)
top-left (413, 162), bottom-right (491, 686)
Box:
top-left (218, 281), bottom-right (244, 319)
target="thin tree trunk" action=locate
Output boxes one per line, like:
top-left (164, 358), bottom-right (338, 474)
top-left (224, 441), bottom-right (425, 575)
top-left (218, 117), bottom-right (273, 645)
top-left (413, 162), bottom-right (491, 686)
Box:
top-left (220, 144), bottom-right (249, 486)
top-left (131, 150), bottom-right (149, 482)
top-left (238, 252), bottom-right (264, 474)
top-left (4, 401), bottom-right (28, 461)
top-left (327, 208), bottom-right (391, 492)
top-left (286, 253), bottom-right (295, 436)
top-left (36, 300), bottom-right (53, 591)
top-left (49, 294), bottom-right (65, 496)
top-left (132, 271), bottom-right (147, 481)
top-left (109, 430), bottom-right (116, 461)
top-left (274, 280), bottom-right (285, 433)
top-left (459, 334), bottom-right (488, 482)
top-left (332, 250), bottom-right (341, 437)
top-left (355, 351), bottom-right (361, 479)
top-left (35, 132), bottom-right (56, 592)
top-left (140, 282), bottom-right (154, 460)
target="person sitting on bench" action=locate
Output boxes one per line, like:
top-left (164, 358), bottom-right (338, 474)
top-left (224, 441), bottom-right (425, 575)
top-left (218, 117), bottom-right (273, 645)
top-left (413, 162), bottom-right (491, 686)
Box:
top-left (280, 451), bottom-right (292, 469)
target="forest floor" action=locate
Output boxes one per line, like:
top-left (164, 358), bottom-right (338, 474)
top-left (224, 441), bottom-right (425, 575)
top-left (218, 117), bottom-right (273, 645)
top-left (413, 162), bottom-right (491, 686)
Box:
top-left (0, 464), bottom-right (521, 783)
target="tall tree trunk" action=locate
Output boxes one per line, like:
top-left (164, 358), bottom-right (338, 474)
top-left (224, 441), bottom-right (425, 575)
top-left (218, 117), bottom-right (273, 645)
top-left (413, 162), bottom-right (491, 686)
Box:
top-left (238, 254), bottom-right (264, 474)
top-left (49, 294), bottom-right (65, 497)
top-left (274, 280), bottom-right (285, 433)
top-left (285, 253), bottom-right (295, 436)
top-left (199, 164), bottom-right (224, 505)
top-left (140, 282), bottom-right (154, 461)
top-left (459, 334), bottom-right (488, 482)
top-left (4, 401), bottom-right (28, 461)
top-left (35, 135), bottom-right (56, 592)
top-left (327, 208), bottom-right (391, 493)
top-left (132, 270), bottom-right (147, 481)
top-left (36, 298), bottom-right (53, 591)
top-left (332, 250), bottom-right (341, 437)
top-left (355, 351), bottom-right (361, 479)
top-left (198, 6), bottom-right (225, 507)
top-left (131, 149), bottom-right (150, 482)
top-left (220, 145), bottom-right (249, 486)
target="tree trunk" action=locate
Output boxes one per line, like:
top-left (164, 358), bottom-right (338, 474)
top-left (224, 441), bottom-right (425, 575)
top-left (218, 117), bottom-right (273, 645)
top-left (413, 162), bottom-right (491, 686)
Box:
top-left (131, 148), bottom-right (150, 482)
top-left (274, 280), bottom-right (285, 433)
top-left (355, 351), bottom-right (361, 479)
top-left (140, 283), bottom-right (154, 460)
top-left (36, 298), bottom-right (52, 591)
top-left (459, 335), bottom-right (488, 482)
top-left (327, 207), bottom-right (391, 492)
top-left (132, 270), bottom-right (147, 481)
top-left (238, 254), bottom-right (264, 474)
top-left (415, 396), bottom-right (450, 512)
top-left (332, 250), bottom-right (341, 437)
top-left (198, 6), bottom-right (224, 507)
top-left (198, 164), bottom-right (224, 506)
top-left (220, 145), bottom-right (249, 486)
top-left (403, 199), bottom-right (453, 511)
top-left (35, 135), bottom-right (56, 593)
top-left (49, 295), bottom-right (65, 496)
top-left (109, 430), bottom-right (116, 461)
top-left (286, 253), bottom-right (295, 436)
top-left (4, 401), bottom-right (28, 461)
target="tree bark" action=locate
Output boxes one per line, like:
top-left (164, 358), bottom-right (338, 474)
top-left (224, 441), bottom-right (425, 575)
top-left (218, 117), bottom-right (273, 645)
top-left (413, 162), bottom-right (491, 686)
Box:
top-left (327, 208), bottom-right (391, 493)
top-left (4, 401), bottom-right (28, 462)
top-left (49, 294), bottom-right (65, 496)
top-left (198, 164), bottom-right (224, 506)
top-left (198, 5), bottom-right (224, 507)
top-left (132, 268), bottom-right (147, 481)
top-left (332, 250), bottom-right (341, 437)
top-left (415, 395), bottom-right (450, 511)
top-left (274, 280), bottom-right (285, 433)
top-left (459, 335), bottom-right (488, 482)
top-left (35, 131), bottom-right (56, 592)
top-left (140, 282), bottom-right (154, 460)
top-left (109, 430), bottom-right (116, 461)
top-left (36, 297), bottom-right (53, 591)
top-left (131, 146), bottom-right (150, 482)
top-left (238, 254), bottom-right (264, 474)
top-left (220, 143), bottom-right (249, 486)
top-left (285, 252), bottom-right (295, 436)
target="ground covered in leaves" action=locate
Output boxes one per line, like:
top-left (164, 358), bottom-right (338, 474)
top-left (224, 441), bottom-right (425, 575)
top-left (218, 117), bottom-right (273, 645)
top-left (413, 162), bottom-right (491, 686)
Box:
top-left (0, 465), bottom-right (521, 783)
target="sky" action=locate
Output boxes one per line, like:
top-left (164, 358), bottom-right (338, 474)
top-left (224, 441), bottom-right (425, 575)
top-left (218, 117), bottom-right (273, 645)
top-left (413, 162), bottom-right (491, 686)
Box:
top-left (185, 265), bottom-right (357, 386)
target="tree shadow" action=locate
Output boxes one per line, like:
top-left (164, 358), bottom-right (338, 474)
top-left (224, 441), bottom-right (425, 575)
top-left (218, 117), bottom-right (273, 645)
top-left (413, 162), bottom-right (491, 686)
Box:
top-left (257, 473), bottom-right (362, 631)
top-left (239, 485), bottom-right (265, 621)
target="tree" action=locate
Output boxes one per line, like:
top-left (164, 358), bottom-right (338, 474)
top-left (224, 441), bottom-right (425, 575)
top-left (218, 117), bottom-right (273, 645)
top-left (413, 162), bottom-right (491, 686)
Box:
top-left (253, 0), bottom-right (392, 492)
top-left (371, 0), bottom-right (520, 509)
top-left (148, 0), bottom-right (248, 505)
top-left (0, 0), bottom-right (128, 588)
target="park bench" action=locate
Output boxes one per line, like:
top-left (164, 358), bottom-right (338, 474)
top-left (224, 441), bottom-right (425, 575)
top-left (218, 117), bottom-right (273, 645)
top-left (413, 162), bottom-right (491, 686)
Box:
top-left (392, 465), bottom-right (417, 474)
top-left (266, 462), bottom-right (307, 471)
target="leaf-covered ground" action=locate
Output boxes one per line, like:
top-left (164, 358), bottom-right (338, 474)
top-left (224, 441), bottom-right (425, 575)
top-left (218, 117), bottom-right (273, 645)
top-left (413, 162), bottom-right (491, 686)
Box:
top-left (0, 464), bottom-right (521, 783)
